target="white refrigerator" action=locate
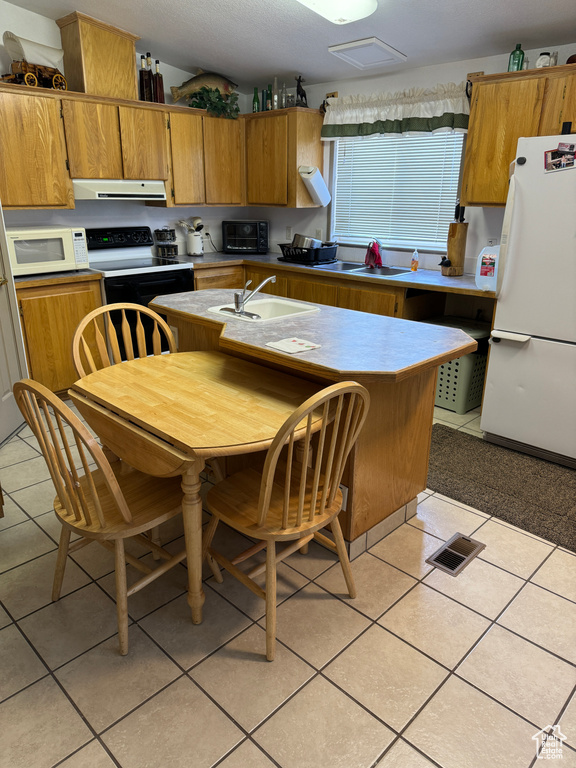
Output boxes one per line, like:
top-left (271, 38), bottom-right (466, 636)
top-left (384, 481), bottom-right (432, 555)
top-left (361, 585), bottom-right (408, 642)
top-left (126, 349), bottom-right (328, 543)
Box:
top-left (480, 134), bottom-right (576, 468)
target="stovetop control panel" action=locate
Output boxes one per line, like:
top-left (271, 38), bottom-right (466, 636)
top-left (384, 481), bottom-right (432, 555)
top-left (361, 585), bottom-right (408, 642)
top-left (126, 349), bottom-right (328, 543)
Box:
top-left (86, 226), bottom-right (153, 250)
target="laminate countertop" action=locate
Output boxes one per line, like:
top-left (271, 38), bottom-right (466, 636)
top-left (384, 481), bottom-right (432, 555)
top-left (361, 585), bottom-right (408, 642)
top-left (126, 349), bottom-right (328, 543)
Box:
top-left (178, 252), bottom-right (492, 298)
top-left (150, 289), bottom-right (477, 384)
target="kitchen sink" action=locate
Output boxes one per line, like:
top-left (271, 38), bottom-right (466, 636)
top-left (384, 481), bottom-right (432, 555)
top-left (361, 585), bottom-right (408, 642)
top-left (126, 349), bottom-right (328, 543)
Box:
top-left (312, 261), bottom-right (365, 272)
top-left (207, 297), bottom-right (320, 322)
top-left (354, 266), bottom-right (412, 276)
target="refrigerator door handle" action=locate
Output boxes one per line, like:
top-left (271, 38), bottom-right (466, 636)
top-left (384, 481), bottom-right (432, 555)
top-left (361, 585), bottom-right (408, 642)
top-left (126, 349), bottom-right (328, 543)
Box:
top-left (497, 174), bottom-right (516, 298)
top-left (490, 330), bottom-right (531, 344)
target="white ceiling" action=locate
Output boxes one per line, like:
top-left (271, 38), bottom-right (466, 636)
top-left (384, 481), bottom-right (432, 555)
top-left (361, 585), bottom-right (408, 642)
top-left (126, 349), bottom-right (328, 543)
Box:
top-left (7, 0), bottom-right (576, 92)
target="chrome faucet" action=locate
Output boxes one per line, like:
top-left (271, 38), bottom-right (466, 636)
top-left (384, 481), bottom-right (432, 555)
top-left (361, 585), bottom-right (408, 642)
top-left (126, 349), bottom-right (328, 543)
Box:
top-left (233, 275), bottom-right (276, 317)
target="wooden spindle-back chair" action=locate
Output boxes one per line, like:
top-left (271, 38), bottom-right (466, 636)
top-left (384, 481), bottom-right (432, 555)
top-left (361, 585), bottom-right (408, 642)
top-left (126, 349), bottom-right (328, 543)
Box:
top-left (204, 381), bottom-right (370, 660)
top-left (72, 302), bottom-right (177, 378)
top-left (13, 379), bottom-right (187, 655)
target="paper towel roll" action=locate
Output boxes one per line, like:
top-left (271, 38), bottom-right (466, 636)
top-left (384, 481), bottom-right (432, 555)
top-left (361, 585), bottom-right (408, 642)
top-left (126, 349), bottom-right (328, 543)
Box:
top-left (298, 166), bottom-right (331, 207)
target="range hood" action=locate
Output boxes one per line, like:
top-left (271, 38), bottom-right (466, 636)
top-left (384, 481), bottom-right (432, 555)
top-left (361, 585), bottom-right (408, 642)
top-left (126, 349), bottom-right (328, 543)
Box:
top-left (72, 179), bottom-right (166, 201)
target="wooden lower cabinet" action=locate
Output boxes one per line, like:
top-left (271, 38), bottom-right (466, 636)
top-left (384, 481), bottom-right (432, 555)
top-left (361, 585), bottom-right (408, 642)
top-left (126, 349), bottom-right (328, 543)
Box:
top-left (338, 284), bottom-right (401, 316)
top-left (286, 277), bottom-right (338, 306)
top-left (244, 267), bottom-right (287, 296)
top-left (194, 265), bottom-right (244, 290)
top-left (16, 275), bottom-right (102, 393)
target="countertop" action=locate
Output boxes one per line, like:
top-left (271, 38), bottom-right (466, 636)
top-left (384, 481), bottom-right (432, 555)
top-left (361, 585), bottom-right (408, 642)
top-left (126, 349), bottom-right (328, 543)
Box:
top-left (150, 289), bottom-right (477, 383)
top-left (14, 270), bottom-right (102, 287)
top-left (13, 254), bottom-right (492, 298)
top-left (177, 252), bottom-right (493, 297)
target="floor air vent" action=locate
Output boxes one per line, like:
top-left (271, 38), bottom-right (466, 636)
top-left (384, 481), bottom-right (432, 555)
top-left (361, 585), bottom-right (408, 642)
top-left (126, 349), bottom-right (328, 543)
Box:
top-left (426, 533), bottom-right (486, 576)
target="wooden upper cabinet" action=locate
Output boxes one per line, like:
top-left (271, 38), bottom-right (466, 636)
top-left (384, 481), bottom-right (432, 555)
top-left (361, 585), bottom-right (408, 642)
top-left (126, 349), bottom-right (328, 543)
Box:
top-left (118, 106), bottom-right (169, 180)
top-left (62, 99), bottom-right (123, 178)
top-left (461, 78), bottom-right (545, 207)
top-left (461, 64), bottom-right (576, 207)
top-left (244, 109), bottom-right (324, 207)
top-left (0, 93), bottom-right (73, 209)
top-left (539, 73), bottom-right (576, 134)
top-left (169, 112), bottom-right (205, 205)
top-left (246, 113), bottom-right (288, 205)
top-left (203, 116), bottom-right (243, 204)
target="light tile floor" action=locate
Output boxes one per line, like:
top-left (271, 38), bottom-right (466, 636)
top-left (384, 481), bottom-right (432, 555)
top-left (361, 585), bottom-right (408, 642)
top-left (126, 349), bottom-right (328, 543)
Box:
top-left (0, 405), bottom-right (574, 768)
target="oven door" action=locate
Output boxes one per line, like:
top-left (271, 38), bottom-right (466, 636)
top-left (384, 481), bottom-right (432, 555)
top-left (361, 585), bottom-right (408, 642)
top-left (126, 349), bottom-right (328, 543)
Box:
top-left (102, 268), bottom-right (194, 356)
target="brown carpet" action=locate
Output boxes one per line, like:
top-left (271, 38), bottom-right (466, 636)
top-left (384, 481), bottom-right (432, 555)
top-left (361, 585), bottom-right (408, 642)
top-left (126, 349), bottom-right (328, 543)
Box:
top-left (427, 424), bottom-right (576, 552)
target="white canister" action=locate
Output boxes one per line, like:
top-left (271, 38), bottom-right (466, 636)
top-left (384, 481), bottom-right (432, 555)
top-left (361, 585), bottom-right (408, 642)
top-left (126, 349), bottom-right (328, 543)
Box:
top-left (187, 232), bottom-right (203, 256)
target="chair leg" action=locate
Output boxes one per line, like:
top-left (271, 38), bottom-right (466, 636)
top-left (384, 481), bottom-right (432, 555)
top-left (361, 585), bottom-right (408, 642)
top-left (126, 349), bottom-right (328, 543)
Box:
top-left (265, 541), bottom-right (277, 661)
top-left (52, 526), bottom-right (71, 601)
top-left (114, 539), bottom-right (129, 655)
top-left (202, 516), bottom-right (222, 583)
top-left (330, 516), bottom-right (357, 599)
top-left (150, 525), bottom-right (161, 560)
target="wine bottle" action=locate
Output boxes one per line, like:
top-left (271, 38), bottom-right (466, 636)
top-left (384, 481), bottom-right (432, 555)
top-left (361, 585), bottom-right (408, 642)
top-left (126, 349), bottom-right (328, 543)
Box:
top-left (252, 87), bottom-right (260, 112)
top-left (142, 52), bottom-right (153, 101)
top-left (138, 54), bottom-right (148, 101)
top-left (153, 60), bottom-right (165, 103)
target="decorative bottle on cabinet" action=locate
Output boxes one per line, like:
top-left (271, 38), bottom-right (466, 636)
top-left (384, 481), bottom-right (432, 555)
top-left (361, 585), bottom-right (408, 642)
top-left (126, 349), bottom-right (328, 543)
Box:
top-left (139, 54), bottom-right (152, 101)
top-left (252, 87), bottom-right (260, 112)
top-left (508, 44), bottom-right (524, 72)
top-left (153, 60), bottom-right (165, 103)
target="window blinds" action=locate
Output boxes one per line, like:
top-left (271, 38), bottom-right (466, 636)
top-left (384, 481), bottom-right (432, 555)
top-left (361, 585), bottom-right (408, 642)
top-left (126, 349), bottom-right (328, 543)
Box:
top-left (331, 132), bottom-right (464, 252)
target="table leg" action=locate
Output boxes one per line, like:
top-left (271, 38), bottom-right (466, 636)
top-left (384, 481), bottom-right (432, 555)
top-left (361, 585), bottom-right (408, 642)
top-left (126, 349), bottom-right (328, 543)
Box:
top-left (181, 461), bottom-right (206, 624)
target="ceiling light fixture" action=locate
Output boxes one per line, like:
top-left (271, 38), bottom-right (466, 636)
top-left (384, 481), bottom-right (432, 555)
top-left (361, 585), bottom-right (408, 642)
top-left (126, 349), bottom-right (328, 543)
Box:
top-left (295, 0), bottom-right (378, 25)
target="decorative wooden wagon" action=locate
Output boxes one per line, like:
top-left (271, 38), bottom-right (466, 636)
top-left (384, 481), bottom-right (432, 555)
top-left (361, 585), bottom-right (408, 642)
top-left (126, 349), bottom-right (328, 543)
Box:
top-left (0, 60), bottom-right (67, 89)
top-left (1, 31), bottom-right (67, 90)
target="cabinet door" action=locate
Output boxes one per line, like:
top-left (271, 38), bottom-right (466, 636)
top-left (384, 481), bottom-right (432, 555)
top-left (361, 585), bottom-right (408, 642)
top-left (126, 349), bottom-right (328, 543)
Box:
top-left (194, 266), bottom-right (244, 290)
top-left (118, 106), bottom-right (169, 179)
top-left (338, 285), bottom-right (399, 316)
top-left (286, 276), bottom-right (338, 306)
top-left (18, 280), bottom-right (102, 392)
top-left (203, 117), bottom-right (243, 204)
top-left (461, 78), bottom-right (546, 206)
top-left (245, 114), bottom-right (288, 205)
top-left (169, 112), bottom-right (205, 205)
top-left (539, 74), bottom-right (576, 135)
top-left (62, 100), bottom-right (123, 179)
top-left (0, 93), bottom-right (73, 208)
top-left (244, 267), bottom-right (287, 296)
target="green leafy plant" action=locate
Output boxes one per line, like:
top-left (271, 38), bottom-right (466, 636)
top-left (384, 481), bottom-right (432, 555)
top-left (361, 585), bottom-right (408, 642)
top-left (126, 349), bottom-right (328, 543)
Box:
top-left (188, 86), bottom-right (239, 119)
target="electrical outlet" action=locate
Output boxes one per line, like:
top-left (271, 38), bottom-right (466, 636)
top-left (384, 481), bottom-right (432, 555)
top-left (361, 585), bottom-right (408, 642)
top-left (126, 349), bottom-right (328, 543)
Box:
top-left (487, 237), bottom-right (499, 247)
top-left (315, 229), bottom-right (323, 240)
top-left (326, 91), bottom-right (338, 99)
top-left (286, 226), bottom-right (292, 240)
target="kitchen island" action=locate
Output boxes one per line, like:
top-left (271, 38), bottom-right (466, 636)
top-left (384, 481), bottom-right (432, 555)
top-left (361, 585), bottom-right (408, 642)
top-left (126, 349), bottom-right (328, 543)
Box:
top-left (150, 289), bottom-right (477, 553)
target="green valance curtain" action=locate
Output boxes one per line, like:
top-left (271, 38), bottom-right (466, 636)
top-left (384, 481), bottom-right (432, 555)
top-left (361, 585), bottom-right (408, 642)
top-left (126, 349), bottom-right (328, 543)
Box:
top-left (321, 81), bottom-right (469, 139)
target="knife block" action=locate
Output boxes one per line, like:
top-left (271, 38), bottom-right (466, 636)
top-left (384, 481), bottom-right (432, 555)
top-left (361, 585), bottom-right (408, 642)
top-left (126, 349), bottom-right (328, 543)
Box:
top-left (443, 222), bottom-right (468, 276)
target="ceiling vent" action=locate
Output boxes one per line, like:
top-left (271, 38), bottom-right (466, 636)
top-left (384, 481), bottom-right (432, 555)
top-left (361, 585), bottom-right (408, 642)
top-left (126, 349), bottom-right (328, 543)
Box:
top-left (328, 37), bottom-right (407, 69)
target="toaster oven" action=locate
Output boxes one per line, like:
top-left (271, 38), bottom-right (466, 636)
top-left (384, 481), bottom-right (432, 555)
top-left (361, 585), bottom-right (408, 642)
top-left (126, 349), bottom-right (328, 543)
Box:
top-left (221, 220), bottom-right (269, 254)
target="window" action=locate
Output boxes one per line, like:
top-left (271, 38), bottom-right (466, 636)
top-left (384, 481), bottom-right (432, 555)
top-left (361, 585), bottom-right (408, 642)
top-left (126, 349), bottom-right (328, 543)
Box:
top-left (331, 132), bottom-right (464, 252)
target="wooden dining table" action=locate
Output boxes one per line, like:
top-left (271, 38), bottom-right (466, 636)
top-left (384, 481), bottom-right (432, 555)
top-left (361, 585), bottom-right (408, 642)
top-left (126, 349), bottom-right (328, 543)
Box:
top-left (68, 350), bottom-right (322, 625)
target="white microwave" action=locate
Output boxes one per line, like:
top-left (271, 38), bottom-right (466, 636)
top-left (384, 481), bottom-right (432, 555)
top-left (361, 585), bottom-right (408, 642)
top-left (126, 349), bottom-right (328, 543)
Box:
top-left (6, 226), bottom-right (89, 276)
